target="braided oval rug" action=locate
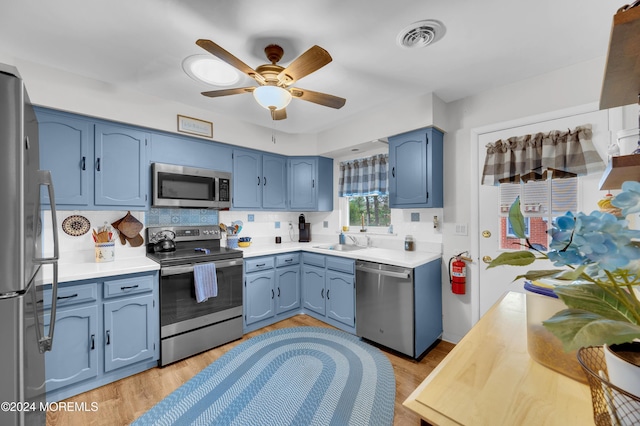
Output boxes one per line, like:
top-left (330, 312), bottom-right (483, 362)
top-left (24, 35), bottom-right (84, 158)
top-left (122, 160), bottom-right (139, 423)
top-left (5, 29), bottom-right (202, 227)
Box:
top-left (133, 327), bottom-right (395, 426)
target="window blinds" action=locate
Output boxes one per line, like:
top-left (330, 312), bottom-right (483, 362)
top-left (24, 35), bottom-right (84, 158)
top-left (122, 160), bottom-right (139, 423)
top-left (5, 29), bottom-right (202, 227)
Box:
top-left (499, 177), bottom-right (577, 217)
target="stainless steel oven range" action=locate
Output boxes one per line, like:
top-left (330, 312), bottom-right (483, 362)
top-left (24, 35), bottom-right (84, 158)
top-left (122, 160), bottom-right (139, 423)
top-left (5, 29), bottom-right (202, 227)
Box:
top-left (146, 225), bottom-right (243, 366)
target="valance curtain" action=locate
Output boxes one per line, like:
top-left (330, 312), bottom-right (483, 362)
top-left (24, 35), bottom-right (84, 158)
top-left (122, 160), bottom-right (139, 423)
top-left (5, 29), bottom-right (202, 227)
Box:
top-left (338, 154), bottom-right (388, 197)
top-left (481, 124), bottom-right (604, 185)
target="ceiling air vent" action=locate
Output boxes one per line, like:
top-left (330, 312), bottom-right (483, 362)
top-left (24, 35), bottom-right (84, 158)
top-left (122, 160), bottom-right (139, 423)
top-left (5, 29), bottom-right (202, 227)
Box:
top-left (397, 20), bottom-right (446, 49)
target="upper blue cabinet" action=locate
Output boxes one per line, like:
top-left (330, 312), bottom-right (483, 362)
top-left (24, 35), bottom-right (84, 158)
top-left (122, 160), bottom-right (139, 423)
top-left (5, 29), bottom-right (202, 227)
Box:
top-left (36, 108), bottom-right (149, 210)
top-left (288, 156), bottom-right (333, 212)
top-left (232, 149), bottom-right (287, 210)
top-left (388, 127), bottom-right (443, 208)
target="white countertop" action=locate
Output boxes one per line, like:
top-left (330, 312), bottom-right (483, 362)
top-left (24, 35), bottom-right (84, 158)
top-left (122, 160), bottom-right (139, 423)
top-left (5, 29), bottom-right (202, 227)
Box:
top-left (41, 254), bottom-right (160, 285)
top-left (43, 241), bottom-right (440, 284)
top-left (239, 241), bottom-right (441, 268)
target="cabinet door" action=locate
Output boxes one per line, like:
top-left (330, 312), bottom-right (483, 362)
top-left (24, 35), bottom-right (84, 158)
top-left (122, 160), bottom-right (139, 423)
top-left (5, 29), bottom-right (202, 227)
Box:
top-left (389, 130), bottom-right (428, 206)
top-left (44, 305), bottom-right (99, 392)
top-left (37, 112), bottom-right (91, 206)
top-left (94, 124), bottom-right (148, 207)
top-left (302, 264), bottom-right (325, 315)
top-left (233, 149), bottom-right (262, 209)
top-left (245, 270), bottom-right (275, 325)
top-left (103, 294), bottom-right (154, 372)
top-left (289, 158), bottom-right (317, 210)
top-left (276, 266), bottom-right (300, 314)
top-left (262, 154), bottom-right (287, 210)
top-left (326, 270), bottom-right (355, 327)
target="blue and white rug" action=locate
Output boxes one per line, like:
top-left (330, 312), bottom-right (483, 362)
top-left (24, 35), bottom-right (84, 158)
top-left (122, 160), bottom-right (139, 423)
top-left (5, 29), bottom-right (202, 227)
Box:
top-left (133, 327), bottom-right (395, 426)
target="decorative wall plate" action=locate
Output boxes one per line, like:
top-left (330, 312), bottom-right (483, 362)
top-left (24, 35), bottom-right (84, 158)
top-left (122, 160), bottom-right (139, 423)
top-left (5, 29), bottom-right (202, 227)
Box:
top-left (62, 215), bottom-right (91, 236)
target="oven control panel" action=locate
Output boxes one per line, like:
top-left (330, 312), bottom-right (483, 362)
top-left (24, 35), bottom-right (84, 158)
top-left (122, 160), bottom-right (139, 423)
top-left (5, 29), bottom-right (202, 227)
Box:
top-left (147, 225), bottom-right (221, 243)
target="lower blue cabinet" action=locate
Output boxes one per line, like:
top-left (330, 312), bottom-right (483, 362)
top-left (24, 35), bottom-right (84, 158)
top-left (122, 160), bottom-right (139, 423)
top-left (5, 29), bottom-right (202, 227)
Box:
top-left (302, 264), bottom-right (326, 315)
top-left (44, 305), bottom-right (99, 392)
top-left (103, 294), bottom-right (155, 372)
top-left (245, 270), bottom-right (276, 325)
top-left (44, 271), bottom-right (159, 403)
top-left (326, 270), bottom-right (355, 327)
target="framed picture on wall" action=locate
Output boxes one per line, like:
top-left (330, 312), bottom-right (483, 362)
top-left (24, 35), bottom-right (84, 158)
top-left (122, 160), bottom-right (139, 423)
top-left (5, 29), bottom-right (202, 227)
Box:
top-left (177, 115), bottom-right (213, 138)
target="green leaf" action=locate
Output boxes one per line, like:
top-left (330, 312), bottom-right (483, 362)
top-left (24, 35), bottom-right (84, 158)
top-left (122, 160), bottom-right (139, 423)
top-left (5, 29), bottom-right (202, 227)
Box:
top-left (508, 197), bottom-right (527, 239)
top-left (543, 309), bottom-right (640, 351)
top-left (513, 269), bottom-right (566, 281)
top-left (486, 251), bottom-right (536, 269)
top-left (554, 284), bottom-right (638, 324)
top-left (556, 265), bottom-right (587, 281)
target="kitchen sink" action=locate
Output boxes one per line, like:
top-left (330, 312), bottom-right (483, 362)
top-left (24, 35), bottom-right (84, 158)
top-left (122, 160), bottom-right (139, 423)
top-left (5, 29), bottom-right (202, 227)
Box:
top-left (313, 244), bottom-right (365, 252)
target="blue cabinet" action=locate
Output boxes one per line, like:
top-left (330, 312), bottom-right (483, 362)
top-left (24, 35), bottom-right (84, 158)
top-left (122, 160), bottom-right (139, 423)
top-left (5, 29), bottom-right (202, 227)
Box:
top-left (389, 127), bottom-right (443, 208)
top-left (37, 112), bottom-right (91, 206)
top-left (232, 149), bottom-right (287, 210)
top-left (103, 294), bottom-right (155, 372)
top-left (149, 132), bottom-right (233, 172)
top-left (243, 254), bottom-right (300, 332)
top-left (44, 271), bottom-right (159, 403)
top-left (288, 156), bottom-right (333, 211)
top-left (35, 108), bottom-right (149, 210)
top-left (94, 124), bottom-right (148, 207)
top-left (302, 253), bottom-right (355, 333)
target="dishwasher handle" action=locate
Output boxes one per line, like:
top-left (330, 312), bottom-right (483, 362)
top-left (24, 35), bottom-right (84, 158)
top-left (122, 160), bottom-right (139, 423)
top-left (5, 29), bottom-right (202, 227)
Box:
top-left (356, 263), bottom-right (412, 280)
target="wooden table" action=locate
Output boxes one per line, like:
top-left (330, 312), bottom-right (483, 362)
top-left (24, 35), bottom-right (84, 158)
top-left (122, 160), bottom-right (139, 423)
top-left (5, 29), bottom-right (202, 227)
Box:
top-left (403, 292), bottom-right (594, 425)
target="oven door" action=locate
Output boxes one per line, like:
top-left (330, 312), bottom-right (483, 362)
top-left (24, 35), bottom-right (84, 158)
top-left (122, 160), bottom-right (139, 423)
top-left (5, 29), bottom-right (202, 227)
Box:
top-left (159, 258), bottom-right (243, 339)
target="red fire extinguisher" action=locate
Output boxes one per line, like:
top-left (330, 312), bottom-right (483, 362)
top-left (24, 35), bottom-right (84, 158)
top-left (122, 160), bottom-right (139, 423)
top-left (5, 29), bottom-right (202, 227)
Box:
top-left (449, 252), bottom-right (471, 295)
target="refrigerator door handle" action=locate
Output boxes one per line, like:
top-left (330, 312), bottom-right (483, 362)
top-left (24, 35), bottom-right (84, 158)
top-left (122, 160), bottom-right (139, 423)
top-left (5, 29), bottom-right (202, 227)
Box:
top-left (33, 170), bottom-right (59, 353)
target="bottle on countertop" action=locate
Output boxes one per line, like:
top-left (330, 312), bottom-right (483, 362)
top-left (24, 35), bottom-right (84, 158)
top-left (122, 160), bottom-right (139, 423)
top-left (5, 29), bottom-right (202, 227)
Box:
top-left (404, 235), bottom-right (415, 251)
top-left (339, 232), bottom-right (346, 244)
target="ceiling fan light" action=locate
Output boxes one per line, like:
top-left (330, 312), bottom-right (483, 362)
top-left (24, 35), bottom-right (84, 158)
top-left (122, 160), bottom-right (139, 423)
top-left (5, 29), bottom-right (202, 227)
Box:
top-left (253, 86), bottom-right (292, 111)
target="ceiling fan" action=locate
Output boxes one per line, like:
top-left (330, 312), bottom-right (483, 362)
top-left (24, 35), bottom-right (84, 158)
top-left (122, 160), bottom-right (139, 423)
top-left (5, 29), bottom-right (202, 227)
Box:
top-left (196, 39), bottom-right (346, 120)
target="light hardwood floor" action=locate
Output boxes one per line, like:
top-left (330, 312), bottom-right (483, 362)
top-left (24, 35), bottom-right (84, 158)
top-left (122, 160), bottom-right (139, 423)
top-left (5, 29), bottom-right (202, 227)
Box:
top-left (46, 315), bottom-right (454, 425)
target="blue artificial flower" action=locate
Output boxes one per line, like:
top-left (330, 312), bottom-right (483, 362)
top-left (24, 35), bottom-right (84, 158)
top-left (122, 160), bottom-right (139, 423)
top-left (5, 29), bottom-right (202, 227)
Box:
top-left (612, 181), bottom-right (640, 216)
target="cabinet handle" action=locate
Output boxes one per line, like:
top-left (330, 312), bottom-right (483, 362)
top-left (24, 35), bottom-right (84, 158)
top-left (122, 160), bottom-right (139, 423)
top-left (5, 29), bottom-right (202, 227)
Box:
top-left (263, 177), bottom-right (267, 186)
top-left (96, 158), bottom-right (101, 172)
top-left (106, 330), bottom-right (111, 345)
top-left (256, 263), bottom-right (266, 267)
top-left (285, 259), bottom-right (292, 263)
top-left (327, 289), bottom-right (330, 300)
top-left (278, 287), bottom-right (280, 297)
top-left (321, 288), bottom-right (324, 299)
top-left (257, 176), bottom-right (260, 186)
top-left (57, 293), bottom-right (78, 300)
top-left (392, 167), bottom-right (395, 178)
top-left (271, 289), bottom-right (274, 299)
top-left (81, 156), bottom-right (86, 171)
top-left (121, 284), bottom-right (139, 291)
top-left (90, 334), bottom-right (95, 350)
top-left (312, 179), bottom-right (315, 188)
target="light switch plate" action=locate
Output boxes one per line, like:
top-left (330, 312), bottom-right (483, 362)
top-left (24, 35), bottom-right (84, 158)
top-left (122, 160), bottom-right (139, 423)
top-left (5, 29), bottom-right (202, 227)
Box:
top-left (275, 221), bottom-right (280, 229)
top-left (411, 212), bottom-right (420, 222)
top-left (247, 214), bottom-right (255, 222)
top-left (323, 221), bottom-right (329, 228)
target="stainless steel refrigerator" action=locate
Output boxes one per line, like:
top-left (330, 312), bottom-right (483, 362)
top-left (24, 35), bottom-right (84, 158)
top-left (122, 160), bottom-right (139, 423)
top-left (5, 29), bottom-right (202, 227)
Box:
top-left (0, 64), bottom-right (59, 426)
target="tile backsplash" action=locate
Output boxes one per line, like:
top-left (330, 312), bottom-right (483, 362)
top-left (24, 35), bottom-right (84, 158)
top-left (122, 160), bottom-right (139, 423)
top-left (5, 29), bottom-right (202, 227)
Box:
top-left (145, 208), bottom-right (219, 226)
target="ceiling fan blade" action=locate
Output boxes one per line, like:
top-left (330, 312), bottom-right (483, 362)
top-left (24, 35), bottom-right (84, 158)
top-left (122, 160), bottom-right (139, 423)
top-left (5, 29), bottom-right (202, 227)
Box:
top-left (196, 39), bottom-right (265, 84)
top-left (290, 88), bottom-right (346, 109)
top-left (201, 87), bottom-right (255, 98)
top-left (271, 108), bottom-right (287, 120)
top-left (277, 45), bottom-right (332, 85)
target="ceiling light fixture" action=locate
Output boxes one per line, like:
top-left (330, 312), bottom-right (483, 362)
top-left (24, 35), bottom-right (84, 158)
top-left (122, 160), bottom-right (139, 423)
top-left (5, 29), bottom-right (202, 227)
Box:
top-left (182, 55), bottom-right (240, 86)
top-left (252, 86), bottom-right (292, 111)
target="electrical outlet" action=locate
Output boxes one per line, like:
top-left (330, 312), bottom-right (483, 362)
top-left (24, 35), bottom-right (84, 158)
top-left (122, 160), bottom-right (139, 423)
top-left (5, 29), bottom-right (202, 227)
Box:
top-left (288, 222), bottom-right (293, 230)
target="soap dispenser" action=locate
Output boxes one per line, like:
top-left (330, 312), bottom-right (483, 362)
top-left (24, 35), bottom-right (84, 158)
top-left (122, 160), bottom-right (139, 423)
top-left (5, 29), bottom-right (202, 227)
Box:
top-left (339, 231), bottom-right (346, 244)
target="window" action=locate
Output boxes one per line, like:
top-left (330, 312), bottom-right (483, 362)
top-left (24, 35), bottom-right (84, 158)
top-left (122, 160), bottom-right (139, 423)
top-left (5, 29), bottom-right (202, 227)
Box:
top-left (499, 176), bottom-right (577, 250)
top-left (348, 195), bottom-right (391, 228)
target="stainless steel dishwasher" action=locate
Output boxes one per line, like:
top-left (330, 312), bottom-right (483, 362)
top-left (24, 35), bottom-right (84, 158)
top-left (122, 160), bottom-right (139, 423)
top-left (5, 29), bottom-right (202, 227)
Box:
top-left (355, 260), bottom-right (414, 356)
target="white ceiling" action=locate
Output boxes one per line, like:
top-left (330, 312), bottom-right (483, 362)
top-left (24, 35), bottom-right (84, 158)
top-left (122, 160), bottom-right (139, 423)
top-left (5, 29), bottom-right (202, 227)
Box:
top-left (0, 0), bottom-right (620, 135)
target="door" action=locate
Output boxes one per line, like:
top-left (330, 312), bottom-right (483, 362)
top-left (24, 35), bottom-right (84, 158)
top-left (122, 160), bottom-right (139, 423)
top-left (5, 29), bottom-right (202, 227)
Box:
top-left (389, 129), bottom-right (427, 206)
top-left (289, 158), bottom-right (317, 210)
top-left (276, 266), bottom-right (300, 314)
top-left (262, 154), bottom-right (287, 209)
top-left (477, 109), bottom-right (609, 317)
top-left (245, 270), bottom-right (275, 325)
top-left (302, 264), bottom-right (325, 315)
top-left (94, 124), bottom-right (147, 206)
top-left (233, 149), bottom-right (262, 209)
top-left (103, 294), bottom-right (154, 372)
top-left (326, 270), bottom-right (355, 327)
top-left (44, 305), bottom-right (99, 391)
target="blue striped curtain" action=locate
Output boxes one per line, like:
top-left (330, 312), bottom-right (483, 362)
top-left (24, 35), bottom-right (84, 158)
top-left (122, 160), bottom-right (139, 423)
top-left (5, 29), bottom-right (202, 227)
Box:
top-left (338, 154), bottom-right (388, 197)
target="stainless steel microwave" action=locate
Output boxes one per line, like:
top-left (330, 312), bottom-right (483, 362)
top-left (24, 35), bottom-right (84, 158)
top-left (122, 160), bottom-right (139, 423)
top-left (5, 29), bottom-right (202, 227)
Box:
top-left (152, 162), bottom-right (231, 209)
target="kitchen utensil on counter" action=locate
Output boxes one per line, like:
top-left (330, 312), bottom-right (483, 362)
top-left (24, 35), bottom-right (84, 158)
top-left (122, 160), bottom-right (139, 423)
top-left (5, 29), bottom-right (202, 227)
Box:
top-left (238, 236), bottom-right (251, 247)
top-left (232, 220), bottom-right (243, 234)
top-left (149, 229), bottom-right (176, 253)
